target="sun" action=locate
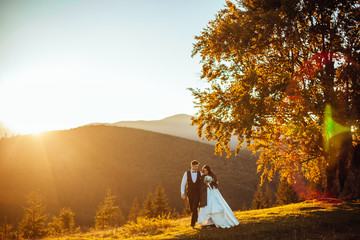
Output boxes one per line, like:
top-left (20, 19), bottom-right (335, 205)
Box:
top-left (4, 121), bottom-right (49, 136)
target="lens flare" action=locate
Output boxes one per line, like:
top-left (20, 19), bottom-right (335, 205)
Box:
top-left (323, 104), bottom-right (351, 152)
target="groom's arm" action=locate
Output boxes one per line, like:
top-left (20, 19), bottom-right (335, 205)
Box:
top-left (180, 172), bottom-right (187, 199)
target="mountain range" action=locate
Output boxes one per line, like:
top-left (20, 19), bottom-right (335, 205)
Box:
top-left (0, 124), bottom-right (260, 226)
top-left (90, 114), bottom-right (239, 149)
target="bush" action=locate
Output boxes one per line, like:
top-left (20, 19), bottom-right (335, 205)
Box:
top-left (121, 216), bottom-right (173, 237)
top-left (0, 221), bottom-right (19, 240)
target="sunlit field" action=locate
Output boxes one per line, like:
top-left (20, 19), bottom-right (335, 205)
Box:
top-left (44, 199), bottom-right (360, 240)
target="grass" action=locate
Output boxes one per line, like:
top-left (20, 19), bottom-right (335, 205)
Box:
top-left (45, 199), bottom-right (360, 240)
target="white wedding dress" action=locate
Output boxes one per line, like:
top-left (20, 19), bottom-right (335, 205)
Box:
top-left (197, 186), bottom-right (239, 228)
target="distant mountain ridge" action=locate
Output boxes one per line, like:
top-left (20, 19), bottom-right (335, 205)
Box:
top-left (89, 114), bottom-right (239, 149)
top-left (113, 114), bottom-right (200, 141)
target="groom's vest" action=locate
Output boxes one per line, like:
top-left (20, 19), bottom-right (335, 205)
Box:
top-left (186, 170), bottom-right (201, 197)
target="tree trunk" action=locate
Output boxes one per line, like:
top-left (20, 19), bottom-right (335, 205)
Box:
top-left (325, 132), bottom-right (353, 197)
top-left (339, 144), bottom-right (360, 199)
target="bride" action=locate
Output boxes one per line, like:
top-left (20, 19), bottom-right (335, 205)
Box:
top-left (197, 165), bottom-right (239, 228)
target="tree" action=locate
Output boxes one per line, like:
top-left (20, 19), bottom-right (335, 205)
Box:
top-left (251, 185), bottom-right (264, 210)
top-left (114, 209), bottom-right (126, 227)
top-left (94, 189), bottom-right (119, 230)
top-left (48, 208), bottom-right (76, 236)
top-left (127, 198), bottom-right (141, 223)
top-left (263, 185), bottom-right (273, 208)
top-left (142, 192), bottom-right (155, 218)
top-left (275, 180), bottom-right (300, 206)
top-left (20, 190), bottom-right (47, 239)
top-left (153, 185), bottom-right (170, 217)
top-left (241, 202), bottom-right (248, 211)
top-left (191, 0), bottom-right (360, 198)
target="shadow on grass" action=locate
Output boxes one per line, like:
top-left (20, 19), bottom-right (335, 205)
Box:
top-left (173, 202), bottom-right (360, 240)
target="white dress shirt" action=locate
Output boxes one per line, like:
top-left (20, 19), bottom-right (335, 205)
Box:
top-left (181, 170), bottom-right (203, 195)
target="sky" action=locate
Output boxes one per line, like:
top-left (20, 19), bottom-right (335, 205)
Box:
top-left (0, 0), bottom-right (226, 134)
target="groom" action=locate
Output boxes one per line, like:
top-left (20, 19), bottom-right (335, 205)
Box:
top-left (181, 160), bottom-right (202, 228)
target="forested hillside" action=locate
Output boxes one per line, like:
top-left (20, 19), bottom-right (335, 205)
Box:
top-left (0, 125), bottom-right (258, 226)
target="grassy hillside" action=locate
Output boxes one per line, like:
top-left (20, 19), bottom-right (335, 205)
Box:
top-left (45, 199), bottom-right (360, 240)
top-left (0, 125), bottom-right (258, 226)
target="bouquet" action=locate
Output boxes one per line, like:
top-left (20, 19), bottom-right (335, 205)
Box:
top-left (204, 175), bottom-right (214, 186)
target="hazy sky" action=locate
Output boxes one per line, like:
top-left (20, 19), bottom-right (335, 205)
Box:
top-left (0, 0), bottom-right (226, 134)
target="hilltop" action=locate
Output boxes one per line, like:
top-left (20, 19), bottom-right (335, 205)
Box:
top-left (46, 199), bottom-right (360, 239)
top-left (0, 125), bottom-right (258, 226)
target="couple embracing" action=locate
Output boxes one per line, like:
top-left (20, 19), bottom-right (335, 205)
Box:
top-left (180, 160), bottom-right (239, 229)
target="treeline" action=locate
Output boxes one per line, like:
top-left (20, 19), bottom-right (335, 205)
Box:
top-left (244, 180), bottom-right (300, 211)
top-left (0, 185), bottom-right (185, 240)
top-left (248, 179), bottom-right (324, 210)
top-left (1, 179), bottom-right (308, 239)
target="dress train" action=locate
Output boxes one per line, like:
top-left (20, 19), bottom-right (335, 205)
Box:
top-left (197, 187), bottom-right (239, 228)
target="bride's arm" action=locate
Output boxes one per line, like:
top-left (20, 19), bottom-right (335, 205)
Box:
top-left (212, 173), bottom-right (219, 188)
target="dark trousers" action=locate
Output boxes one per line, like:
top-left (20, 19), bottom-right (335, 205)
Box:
top-left (188, 194), bottom-right (200, 227)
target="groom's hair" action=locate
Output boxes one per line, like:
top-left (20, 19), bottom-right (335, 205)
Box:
top-left (191, 160), bottom-right (199, 166)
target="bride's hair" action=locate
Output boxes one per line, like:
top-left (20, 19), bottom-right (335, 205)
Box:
top-left (202, 165), bottom-right (213, 174)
